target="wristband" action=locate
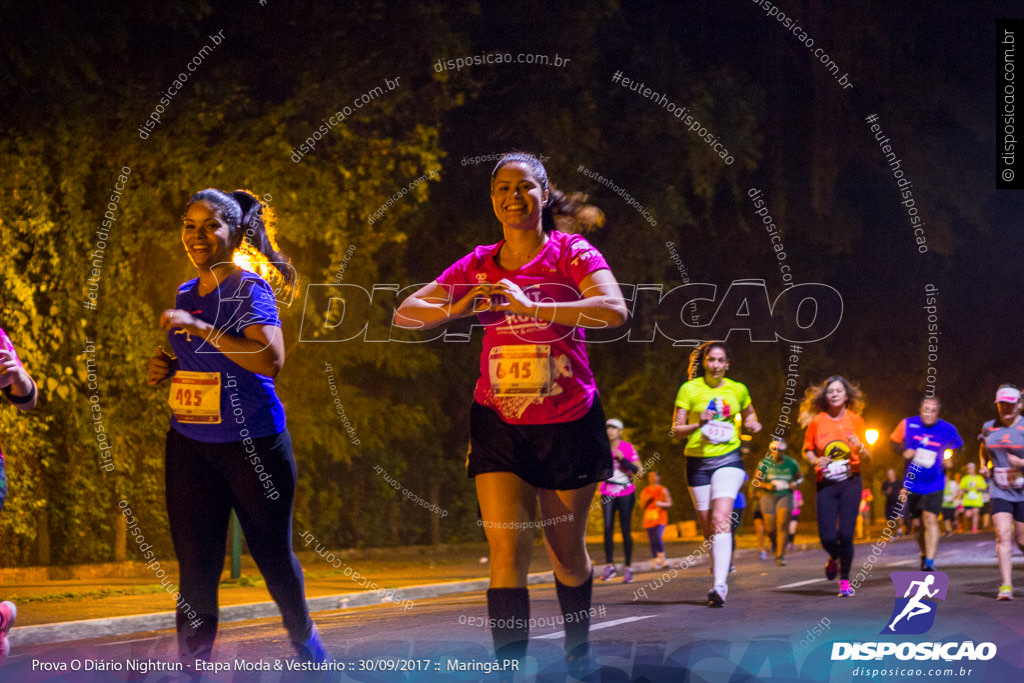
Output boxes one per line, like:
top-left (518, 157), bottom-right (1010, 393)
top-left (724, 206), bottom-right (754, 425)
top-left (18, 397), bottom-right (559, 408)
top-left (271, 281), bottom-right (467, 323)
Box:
top-left (3, 380), bottom-right (36, 405)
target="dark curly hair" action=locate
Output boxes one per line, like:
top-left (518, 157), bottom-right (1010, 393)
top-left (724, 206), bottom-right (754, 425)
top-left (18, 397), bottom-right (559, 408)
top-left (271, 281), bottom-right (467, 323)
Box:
top-left (491, 152), bottom-right (604, 234)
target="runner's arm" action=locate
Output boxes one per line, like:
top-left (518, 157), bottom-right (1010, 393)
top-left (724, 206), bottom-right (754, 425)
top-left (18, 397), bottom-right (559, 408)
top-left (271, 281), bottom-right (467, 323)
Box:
top-left (490, 269), bottom-right (628, 329)
top-left (160, 310), bottom-right (284, 377)
top-left (394, 280), bottom-right (491, 331)
top-left (741, 403), bottom-right (761, 433)
top-left (671, 406), bottom-right (699, 441)
top-left (0, 357), bottom-right (36, 411)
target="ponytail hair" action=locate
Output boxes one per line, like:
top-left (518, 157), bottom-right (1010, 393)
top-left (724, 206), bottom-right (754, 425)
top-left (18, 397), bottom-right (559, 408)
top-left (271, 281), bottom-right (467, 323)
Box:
top-left (187, 188), bottom-right (296, 299)
top-left (491, 152), bottom-right (604, 234)
top-left (687, 341), bottom-right (729, 381)
top-left (543, 187), bottom-right (604, 234)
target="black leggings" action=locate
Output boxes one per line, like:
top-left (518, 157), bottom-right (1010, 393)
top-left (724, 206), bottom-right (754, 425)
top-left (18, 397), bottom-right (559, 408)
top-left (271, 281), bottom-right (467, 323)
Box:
top-left (603, 493), bottom-right (635, 565)
top-left (816, 476), bottom-right (861, 581)
top-left (165, 428), bottom-right (312, 658)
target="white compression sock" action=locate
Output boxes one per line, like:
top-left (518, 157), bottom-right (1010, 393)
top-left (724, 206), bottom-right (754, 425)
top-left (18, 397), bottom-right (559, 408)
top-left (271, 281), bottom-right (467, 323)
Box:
top-left (712, 532), bottom-right (732, 588)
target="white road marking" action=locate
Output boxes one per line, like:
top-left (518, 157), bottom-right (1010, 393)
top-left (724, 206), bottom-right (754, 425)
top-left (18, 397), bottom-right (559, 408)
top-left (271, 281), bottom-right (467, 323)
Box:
top-left (777, 578), bottom-right (824, 589)
top-left (535, 615), bottom-right (655, 640)
top-left (886, 559), bottom-right (918, 567)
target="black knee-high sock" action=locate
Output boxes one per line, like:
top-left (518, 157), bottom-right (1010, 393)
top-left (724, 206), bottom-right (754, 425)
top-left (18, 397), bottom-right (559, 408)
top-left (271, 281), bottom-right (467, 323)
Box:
top-left (486, 588), bottom-right (529, 661)
top-left (177, 611), bottom-right (218, 662)
top-left (555, 574), bottom-right (593, 656)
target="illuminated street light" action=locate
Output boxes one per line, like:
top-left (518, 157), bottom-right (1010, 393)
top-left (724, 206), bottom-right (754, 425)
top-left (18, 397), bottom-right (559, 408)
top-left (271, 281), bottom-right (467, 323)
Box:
top-left (865, 429), bottom-right (879, 445)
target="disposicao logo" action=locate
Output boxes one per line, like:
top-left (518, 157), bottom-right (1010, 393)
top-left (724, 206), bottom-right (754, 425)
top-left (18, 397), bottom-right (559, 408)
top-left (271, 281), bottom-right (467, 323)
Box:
top-left (831, 571), bottom-right (997, 662)
top-left (882, 571), bottom-right (947, 635)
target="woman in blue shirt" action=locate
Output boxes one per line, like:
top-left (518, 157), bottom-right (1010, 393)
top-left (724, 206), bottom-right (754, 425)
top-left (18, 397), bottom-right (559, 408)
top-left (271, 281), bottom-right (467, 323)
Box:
top-left (147, 189), bottom-right (328, 663)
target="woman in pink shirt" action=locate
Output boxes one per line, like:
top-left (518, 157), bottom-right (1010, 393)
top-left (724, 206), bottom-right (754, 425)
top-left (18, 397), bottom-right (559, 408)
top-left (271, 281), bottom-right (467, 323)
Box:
top-left (600, 418), bottom-right (641, 583)
top-left (0, 327), bottom-right (37, 663)
top-left (395, 153), bottom-right (628, 667)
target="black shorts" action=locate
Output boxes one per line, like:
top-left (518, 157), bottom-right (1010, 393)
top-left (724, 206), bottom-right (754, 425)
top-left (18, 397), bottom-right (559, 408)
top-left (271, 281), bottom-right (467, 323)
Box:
top-left (992, 498), bottom-right (1024, 522)
top-left (467, 398), bottom-right (613, 490)
top-left (752, 501), bottom-right (764, 521)
top-left (940, 507), bottom-right (956, 521)
top-left (685, 450), bottom-right (743, 487)
top-left (905, 490), bottom-right (943, 517)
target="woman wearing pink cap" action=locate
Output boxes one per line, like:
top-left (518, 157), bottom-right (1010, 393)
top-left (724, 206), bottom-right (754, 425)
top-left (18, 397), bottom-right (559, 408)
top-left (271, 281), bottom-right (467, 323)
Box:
top-left (395, 152), bottom-right (628, 666)
top-left (980, 384), bottom-right (1024, 600)
top-left (600, 418), bottom-right (641, 583)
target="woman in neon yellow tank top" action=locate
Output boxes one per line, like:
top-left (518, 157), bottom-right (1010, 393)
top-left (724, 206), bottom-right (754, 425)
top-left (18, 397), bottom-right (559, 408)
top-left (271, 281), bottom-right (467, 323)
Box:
top-left (671, 342), bottom-right (761, 607)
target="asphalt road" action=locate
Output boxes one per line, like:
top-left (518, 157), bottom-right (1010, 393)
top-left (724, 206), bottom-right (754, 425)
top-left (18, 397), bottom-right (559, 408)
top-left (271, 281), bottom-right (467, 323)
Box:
top-left (6, 533), bottom-right (1023, 682)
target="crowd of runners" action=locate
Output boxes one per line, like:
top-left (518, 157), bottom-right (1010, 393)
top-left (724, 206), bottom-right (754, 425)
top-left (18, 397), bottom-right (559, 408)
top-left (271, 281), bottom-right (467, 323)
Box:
top-left (2, 153), bottom-right (1021, 673)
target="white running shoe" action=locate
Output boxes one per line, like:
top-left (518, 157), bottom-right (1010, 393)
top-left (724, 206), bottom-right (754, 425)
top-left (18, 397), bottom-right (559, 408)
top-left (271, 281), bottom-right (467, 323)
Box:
top-left (707, 584), bottom-right (727, 607)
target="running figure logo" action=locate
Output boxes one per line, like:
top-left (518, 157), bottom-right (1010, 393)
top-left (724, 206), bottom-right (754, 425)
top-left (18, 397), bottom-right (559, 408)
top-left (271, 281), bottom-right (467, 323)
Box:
top-left (882, 571), bottom-right (949, 635)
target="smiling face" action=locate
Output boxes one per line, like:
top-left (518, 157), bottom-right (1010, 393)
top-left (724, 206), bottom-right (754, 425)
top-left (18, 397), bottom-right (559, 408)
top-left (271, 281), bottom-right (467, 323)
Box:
top-left (825, 380), bottom-right (848, 410)
top-left (490, 162), bottom-right (547, 229)
top-left (182, 201), bottom-right (234, 270)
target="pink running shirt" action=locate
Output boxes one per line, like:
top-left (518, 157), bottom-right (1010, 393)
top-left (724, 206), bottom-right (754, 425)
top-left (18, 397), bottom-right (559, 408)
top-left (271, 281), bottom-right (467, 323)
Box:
top-left (436, 231), bottom-right (610, 424)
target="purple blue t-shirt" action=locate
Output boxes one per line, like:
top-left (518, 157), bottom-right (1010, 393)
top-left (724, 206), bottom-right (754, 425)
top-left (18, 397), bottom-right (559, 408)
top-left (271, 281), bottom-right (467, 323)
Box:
top-left (167, 269), bottom-right (286, 443)
top-left (981, 417), bottom-right (1024, 503)
top-left (435, 231), bottom-right (610, 425)
top-left (891, 417), bottom-right (963, 495)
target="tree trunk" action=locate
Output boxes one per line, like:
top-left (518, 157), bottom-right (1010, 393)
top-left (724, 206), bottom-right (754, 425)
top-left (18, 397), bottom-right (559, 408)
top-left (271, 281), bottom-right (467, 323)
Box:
top-left (37, 509), bottom-right (50, 566)
top-left (115, 508), bottom-right (127, 561)
top-left (429, 480), bottom-right (441, 545)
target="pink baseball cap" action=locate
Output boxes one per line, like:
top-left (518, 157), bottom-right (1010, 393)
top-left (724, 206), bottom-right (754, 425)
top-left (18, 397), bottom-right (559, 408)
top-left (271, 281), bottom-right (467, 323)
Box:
top-left (995, 386), bottom-right (1021, 404)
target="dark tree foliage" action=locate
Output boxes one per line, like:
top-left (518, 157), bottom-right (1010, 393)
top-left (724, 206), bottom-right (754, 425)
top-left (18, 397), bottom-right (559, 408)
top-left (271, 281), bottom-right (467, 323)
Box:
top-left (0, 1), bottom-right (1018, 564)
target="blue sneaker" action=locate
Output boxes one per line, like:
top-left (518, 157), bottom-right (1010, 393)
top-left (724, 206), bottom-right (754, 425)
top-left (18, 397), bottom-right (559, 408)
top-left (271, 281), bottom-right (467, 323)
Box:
top-left (295, 624), bottom-right (332, 663)
top-left (922, 559), bottom-right (935, 572)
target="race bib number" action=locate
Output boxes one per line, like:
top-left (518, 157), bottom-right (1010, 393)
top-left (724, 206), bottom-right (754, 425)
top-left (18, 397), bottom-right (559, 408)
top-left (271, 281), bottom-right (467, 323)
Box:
top-left (700, 420), bottom-right (735, 444)
top-left (823, 459), bottom-right (850, 482)
top-left (488, 345), bottom-right (552, 397)
top-left (169, 371), bottom-right (221, 424)
top-left (993, 467), bottom-right (1024, 490)
top-left (643, 507), bottom-right (662, 525)
top-left (912, 447), bottom-right (937, 468)
top-left (772, 479), bottom-right (790, 491)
